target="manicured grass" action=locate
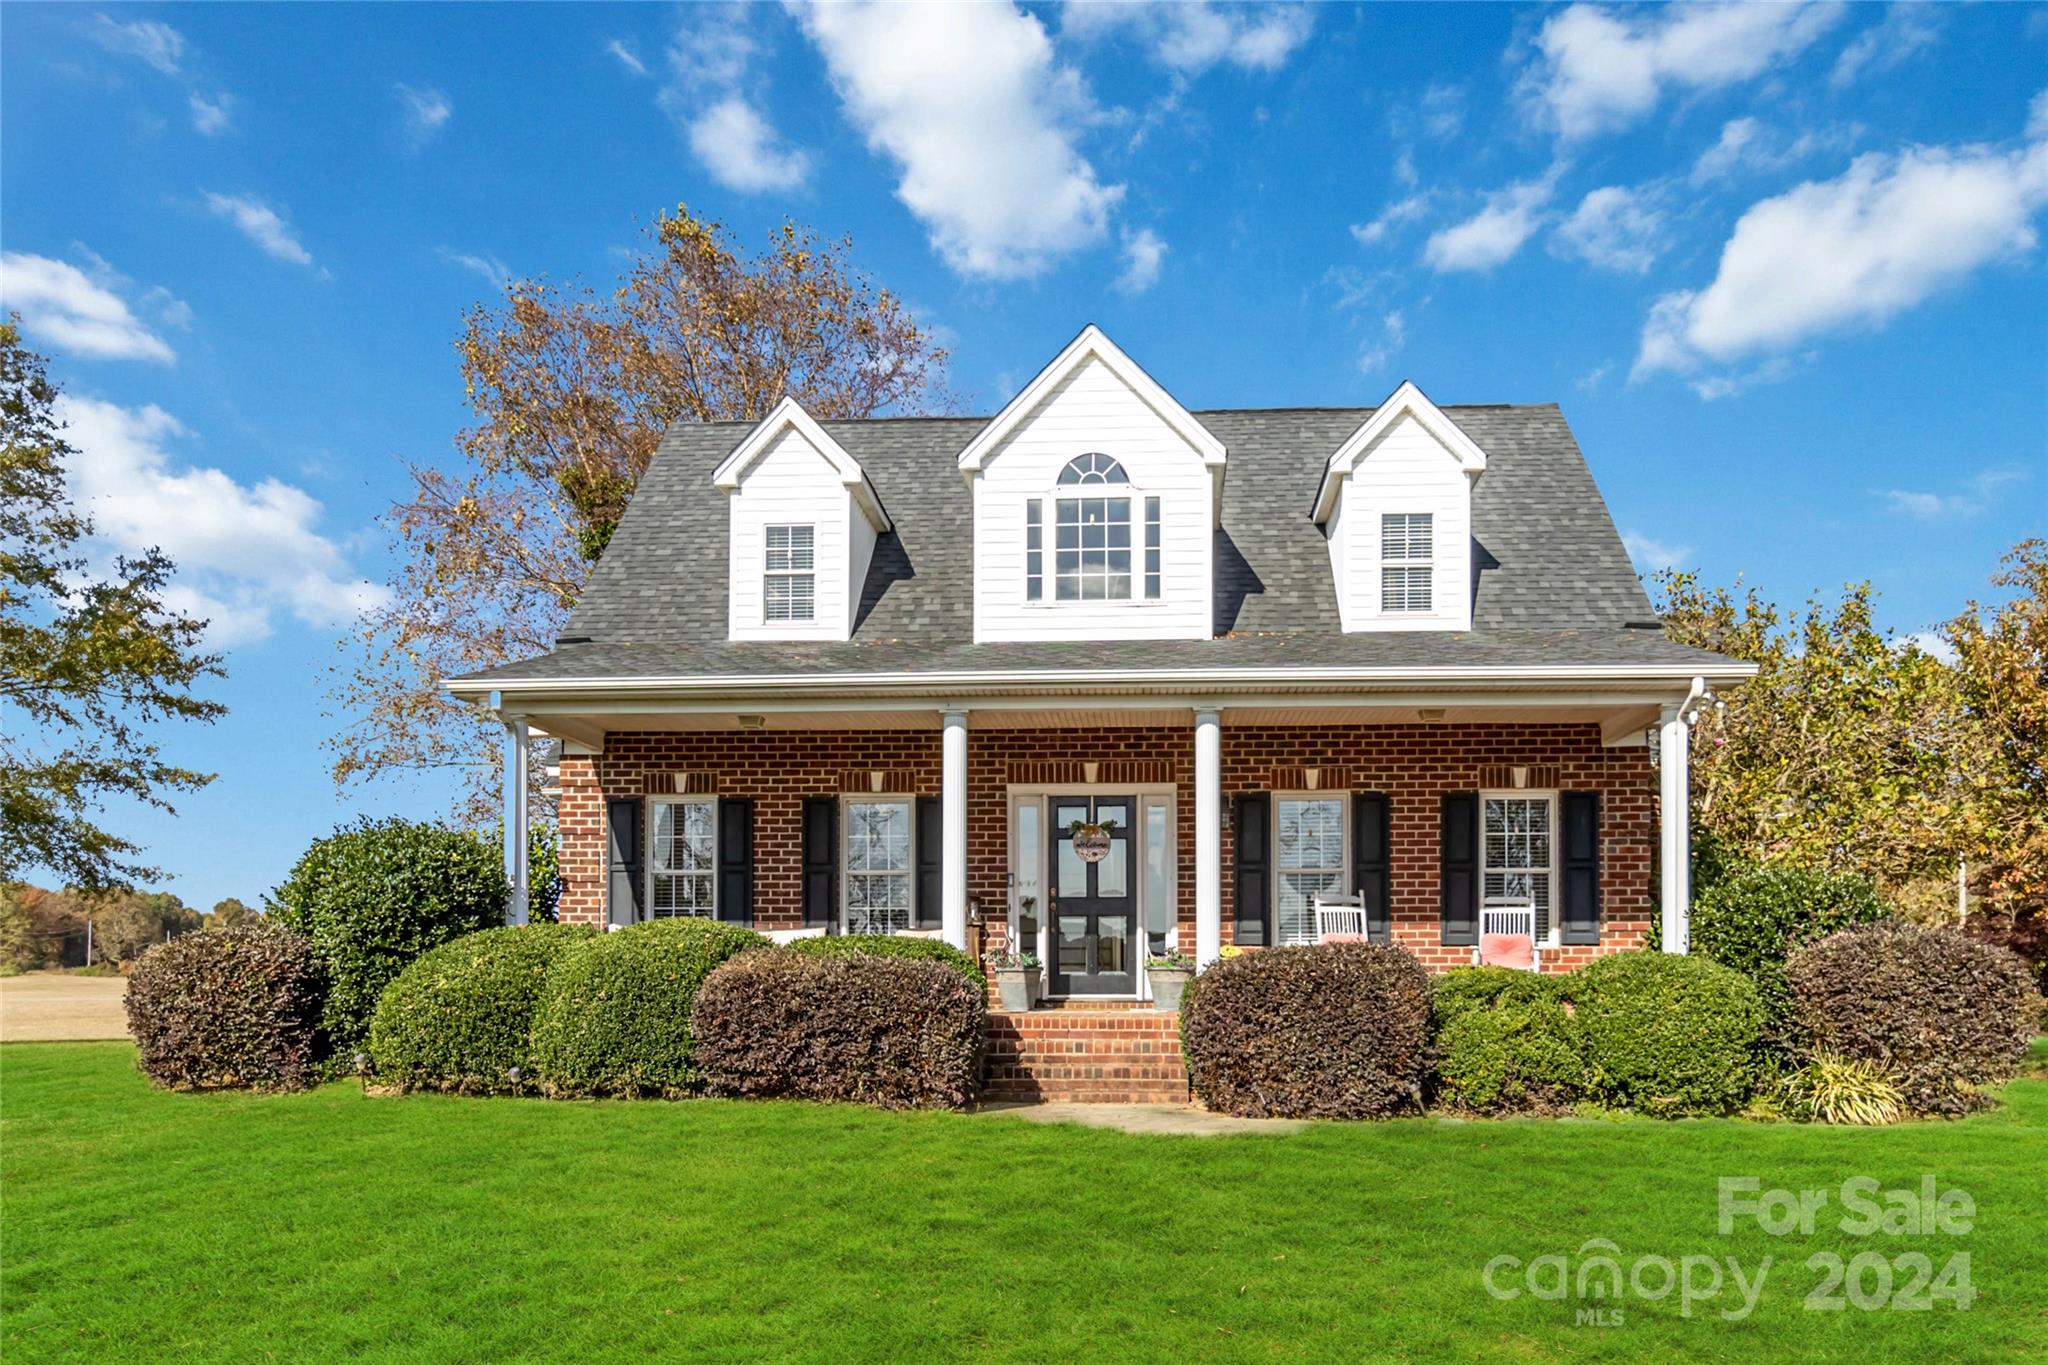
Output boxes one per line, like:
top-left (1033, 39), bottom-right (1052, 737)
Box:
top-left (4, 1044), bottom-right (2045, 1362)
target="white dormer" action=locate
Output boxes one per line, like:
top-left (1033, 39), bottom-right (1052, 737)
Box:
top-left (715, 398), bottom-right (890, 641)
top-left (1313, 381), bottom-right (1486, 633)
top-left (958, 326), bottom-right (1225, 643)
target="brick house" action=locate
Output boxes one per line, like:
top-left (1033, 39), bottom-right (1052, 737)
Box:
top-left (453, 326), bottom-right (1749, 1092)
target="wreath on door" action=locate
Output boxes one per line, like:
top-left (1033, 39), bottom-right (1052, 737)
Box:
top-left (1066, 816), bottom-right (1118, 864)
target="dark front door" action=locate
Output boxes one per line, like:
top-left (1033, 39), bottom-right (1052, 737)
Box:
top-left (1048, 795), bottom-right (1137, 997)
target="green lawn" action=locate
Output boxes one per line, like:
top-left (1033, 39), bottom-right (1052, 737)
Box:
top-left (3, 1044), bottom-right (2044, 1362)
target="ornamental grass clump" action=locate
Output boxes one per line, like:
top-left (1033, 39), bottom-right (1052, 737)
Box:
top-left (1785, 921), bottom-right (2037, 1117)
top-left (1180, 943), bottom-right (1432, 1120)
top-left (693, 949), bottom-right (985, 1109)
top-left (368, 923), bottom-right (596, 1095)
top-left (1430, 966), bottom-right (1585, 1114)
top-left (125, 924), bottom-right (328, 1092)
top-left (1787, 1051), bottom-right (1905, 1126)
top-left (1567, 952), bottom-right (1763, 1117)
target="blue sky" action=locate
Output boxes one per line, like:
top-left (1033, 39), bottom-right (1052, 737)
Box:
top-left (3, 2), bottom-right (2044, 912)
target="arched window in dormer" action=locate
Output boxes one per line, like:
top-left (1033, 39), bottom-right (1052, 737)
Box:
top-left (1057, 452), bottom-right (1128, 485)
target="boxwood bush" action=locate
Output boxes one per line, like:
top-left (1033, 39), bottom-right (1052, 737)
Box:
top-left (1430, 967), bottom-right (1584, 1114)
top-left (1785, 921), bottom-right (2038, 1116)
top-left (1687, 864), bottom-right (1890, 1045)
top-left (368, 923), bottom-right (596, 1094)
top-left (1568, 952), bottom-right (1763, 1116)
top-left (530, 918), bottom-right (767, 1098)
top-left (693, 949), bottom-right (985, 1109)
top-left (787, 933), bottom-right (988, 993)
top-left (269, 817), bottom-right (508, 1057)
top-left (125, 924), bottom-right (327, 1092)
top-left (1181, 944), bottom-right (1432, 1119)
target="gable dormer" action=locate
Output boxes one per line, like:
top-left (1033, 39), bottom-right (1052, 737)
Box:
top-left (715, 398), bottom-right (890, 641)
top-left (1313, 382), bottom-right (1486, 633)
top-left (958, 326), bottom-right (1225, 643)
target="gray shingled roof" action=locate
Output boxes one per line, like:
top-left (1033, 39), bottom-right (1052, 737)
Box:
top-left (463, 404), bottom-right (1733, 686)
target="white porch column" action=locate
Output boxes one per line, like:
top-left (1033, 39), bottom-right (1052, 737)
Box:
top-left (501, 704), bottom-right (530, 927)
top-left (941, 707), bottom-right (970, 951)
top-left (1194, 706), bottom-right (1222, 968)
top-left (1657, 703), bottom-right (1690, 954)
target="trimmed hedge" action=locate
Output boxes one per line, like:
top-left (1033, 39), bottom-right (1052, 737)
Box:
top-left (368, 924), bottom-right (596, 1094)
top-left (787, 933), bottom-right (989, 993)
top-left (1181, 944), bottom-right (1432, 1119)
top-left (1785, 921), bottom-right (2038, 1116)
top-left (1430, 967), bottom-right (1584, 1114)
top-left (125, 924), bottom-right (327, 1092)
top-left (1569, 952), bottom-right (1763, 1116)
top-left (530, 918), bottom-right (767, 1097)
top-left (269, 818), bottom-right (508, 1057)
top-left (1688, 864), bottom-right (1890, 1044)
top-left (693, 950), bottom-right (985, 1109)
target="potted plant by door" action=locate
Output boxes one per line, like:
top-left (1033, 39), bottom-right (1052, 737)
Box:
top-left (1145, 950), bottom-right (1195, 1013)
top-left (989, 949), bottom-right (1044, 1011)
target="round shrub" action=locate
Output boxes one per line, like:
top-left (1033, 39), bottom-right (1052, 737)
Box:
top-left (1568, 952), bottom-right (1764, 1116)
top-left (125, 924), bottom-right (327, 1092)
top-left (1688, 864), bottom-right (1890, 1044)
top-left (694, 949), bottom-right (985, 1109)
top-left (1785, 921), bottom-right (2038, 1116)
top-left (367, 923), bottom-right (596, 1094)
top-left (1181, 943), bottom-right (1432, 1119)
top-left (1430, 967), bottom-right (1584, 1114)
top-left (530, 918), bottom-right (768, 1098)
top-left (787, 933), bottom-right (988, 993)
top-left (269, 817), bottom-right (508, 1057)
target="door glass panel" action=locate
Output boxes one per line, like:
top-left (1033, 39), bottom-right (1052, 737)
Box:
top-left (1054, 802), bottom-right (1089, 896)
top-left (1057, 916), bottom-right (1089, 973)
top-left (1095, 915), bottom-right (1130, 974)
top-left (1096, 801), bottom-right (1130, 898)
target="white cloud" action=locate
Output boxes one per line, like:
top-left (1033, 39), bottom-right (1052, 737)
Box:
top-left (1520, 2), bottom-right (1844, 141)
top-left (439, 249), bottom-right (511, 290)
top-left (661, 5), bottom-right (811, 194)
top-left (1622, 531), bottom-right (1691, 573)
top-left (1061, 1), bottom-right (1314, 74)
top-left (1877, 469), bottom-right (2027, 521)
top-left (1576, 362), bottom-right (1613, 393)
top-left (1637, 136), bottom-right (2048, 380)
top-left (1350, 193), bottom-right (1430, 247)
top-left (0, 250), bottom-right (176, 363)
top-left (188, 91), bottom-right (233, 135)
top-left (1420, 82), bottom-right (1466, 139)
top-left (203, 192), bottom-right (316, 268)
top-left (1554, 184), bottom-right (1668, 274)
top-left (395, 84), bottom-right (452, 145)
top-left (799, 1), bottom-right (1122, 279)
top-left (1903, 631), bottom-right (1958, 665)
top-left (1423, 172), bottom-right (1559, 272)
top-left (2032, 89), bottom-right (2048, 142)
top-left (1115, 228), bottom-right (1167, 294)
top-left (85, 12), bottom-right (186, 75)
top-left (1357, 310), bottom-right (1406, 376)
top-left (1832, 4), bottom-right (1942, 88)
top-left (53, 395), bottom-right (390, 648)
top-left (606, 38), bottom-right (650, 77)
top-left (1689, 116), bottom-right (1859, 186)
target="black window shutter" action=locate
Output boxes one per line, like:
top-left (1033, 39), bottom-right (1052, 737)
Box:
top-left (1440, 792), bottom-right (1479, 946)
top-left (606, 798), bottom-right (644, 928)
top-left (1561, 791), bottom-right (1602, 945)
top-left (1233, 793), bottom-right (1270, 947)
top-left (802, 797), bottom-right (838, 931)
top-left (914, 796), bottom-right (943, 929)
top-left (1353, 791), bottom-right (1392, 944)
top-left (716, 799), bottom-right (754, 925)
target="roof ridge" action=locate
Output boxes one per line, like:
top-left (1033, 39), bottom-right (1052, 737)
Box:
top-left (671, 401), bottom-right (1560, 431)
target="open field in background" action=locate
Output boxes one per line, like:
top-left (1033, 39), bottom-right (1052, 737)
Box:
top-left (3, 1043), bottom-right (2044, 1361)
top-left (0, 974), bottom-right (128, 1043)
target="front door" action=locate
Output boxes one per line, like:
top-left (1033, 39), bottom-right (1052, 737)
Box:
top-left (1048, 795), bottom-right (1137, 996)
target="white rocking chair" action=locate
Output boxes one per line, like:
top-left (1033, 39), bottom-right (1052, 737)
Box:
top-left (1314, 893), bottom-right (1368, 944)
top-left (1474, 899), bottom-right (1541, 971)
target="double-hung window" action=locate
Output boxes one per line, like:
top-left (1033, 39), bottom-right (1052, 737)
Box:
top-left (649, 797), bottom-right (716, 917)
top-left (764, 524), bottom-right (815, 622)
top-left (844, 799), bottom-right (912, 935)
top-left (1275, 796), bottom-right (1345, 946)
top-left (1483, 795), bottom-right (1555, 942)
top-left (1380, 512), bottom-right (1433, 613)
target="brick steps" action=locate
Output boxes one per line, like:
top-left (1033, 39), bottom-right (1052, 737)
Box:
top-left (984, 1008), bottom-right (1190, 1104)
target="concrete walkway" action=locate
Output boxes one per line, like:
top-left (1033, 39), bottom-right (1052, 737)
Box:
top-left (0, 972), bottom-right (130, 1042)
top-left (974, 1100), bottom-right (1307, 1136)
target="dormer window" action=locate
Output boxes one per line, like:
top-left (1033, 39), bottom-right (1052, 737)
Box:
top-left (1019, 454), bottom-right (1162, 604)
top-left (1059, 452), bottom-right (1127, 485)
top-left (1380, 513), bottom-right (1433, 613)
top-left (764, 524), bottom-right (815, 622)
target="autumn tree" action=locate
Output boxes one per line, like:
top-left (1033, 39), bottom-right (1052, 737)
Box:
top-left (330, 207), bottom-right (950, 818)
top-left (0, 319), bottom-right (224, 888)
top-left (209, 896), bottom-right (260, 928)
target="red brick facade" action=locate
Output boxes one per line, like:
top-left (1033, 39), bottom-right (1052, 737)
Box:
top-left (557, 721), bottom-right (1655, 973)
